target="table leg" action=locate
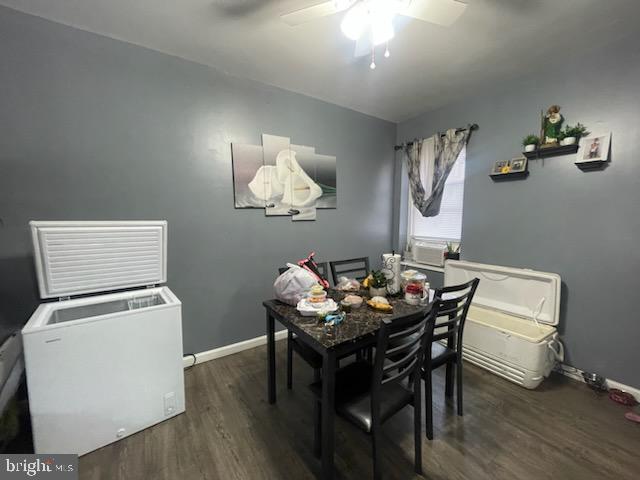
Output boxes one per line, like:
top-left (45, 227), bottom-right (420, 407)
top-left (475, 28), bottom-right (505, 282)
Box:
top-left (321, 350), bottom-right (337, 480)
top-left (266, 311), bottom-right (276, 404)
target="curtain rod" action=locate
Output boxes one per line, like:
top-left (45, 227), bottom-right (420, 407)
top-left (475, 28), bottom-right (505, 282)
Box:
top-left (394, 123), bottom-right (478, 151)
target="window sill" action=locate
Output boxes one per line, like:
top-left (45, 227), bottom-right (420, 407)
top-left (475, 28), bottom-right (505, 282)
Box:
top-left (400, 260), bottom-right (445, 273)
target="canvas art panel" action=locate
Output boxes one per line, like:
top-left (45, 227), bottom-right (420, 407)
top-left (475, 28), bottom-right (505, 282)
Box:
top-left (231, 134), bottom-right (337, 222)
top-left (231, 144), bottom-right (266, 208)
top-left (290, 144), bottom-right (318, 221)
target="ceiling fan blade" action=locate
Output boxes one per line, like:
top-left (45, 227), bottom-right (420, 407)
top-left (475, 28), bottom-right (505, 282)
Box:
top-left (401, 0), bottom-right (468, 26)
top-left (281, 1), bottom-right (355, 26)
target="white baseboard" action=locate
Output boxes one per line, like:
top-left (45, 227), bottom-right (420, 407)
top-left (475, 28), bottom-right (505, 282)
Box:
top-left (183, 330), bottom-right (288, 368)
top-left (182, 339), bottom-right (640, 401)
top-left (555, 363), bottom-right (640, 400)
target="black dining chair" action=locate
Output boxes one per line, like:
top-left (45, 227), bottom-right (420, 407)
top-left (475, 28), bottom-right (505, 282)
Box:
top-left (310, 311), bottom-right (433, 479)
top-left (277, 263), bottom-right (336, 390)
top-left (422, 278), bottom-right (479, 440)
top-left (329, 257), bottom-right (370, 285)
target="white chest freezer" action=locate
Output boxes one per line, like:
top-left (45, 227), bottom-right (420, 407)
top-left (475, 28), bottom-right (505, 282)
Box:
top-left (444, 260), bottom-right (564, 389)
top-left (22, 221), bottom-right (185, 455)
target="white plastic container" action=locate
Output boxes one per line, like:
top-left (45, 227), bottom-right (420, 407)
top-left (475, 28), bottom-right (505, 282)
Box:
top-left (445, 260), bottom-right (563, 389)
top-left (296, 298), bottom-right (338, 316)
top-left (23, 221), bottom-right (185, 455)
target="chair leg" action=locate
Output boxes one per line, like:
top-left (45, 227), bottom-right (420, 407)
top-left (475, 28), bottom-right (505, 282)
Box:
top-left (424, 370), bottom-right (433, 440)
top-left (414, 381), bottom-right (423, 474)
top-left (445, 361), bottom-right (455, 398)
top-left (313, 399), bottom-right (321, 458)
top-left (456, 356), bottom-right (464, 416)
top-left (371, 424), bottom-right (381, 480)
top-left (286, 331), bottom-right (293, 390)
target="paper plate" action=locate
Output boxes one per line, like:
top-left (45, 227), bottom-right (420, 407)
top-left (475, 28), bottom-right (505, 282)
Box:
top-left (296, 298), bottom-right (338, 317)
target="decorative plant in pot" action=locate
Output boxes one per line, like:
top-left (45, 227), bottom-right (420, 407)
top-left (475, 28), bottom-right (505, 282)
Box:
top-left (559, 123), bottom-right (589, 146)
top-left (446, 242), bottom-right (460, 261)
top-left (368, 270), bottom-right (388, 297)
top-left (522, 134), bottom-right (540, 152)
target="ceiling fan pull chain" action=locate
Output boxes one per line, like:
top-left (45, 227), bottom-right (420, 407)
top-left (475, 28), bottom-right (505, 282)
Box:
top-left (369, 28), bottom-right (376, 70)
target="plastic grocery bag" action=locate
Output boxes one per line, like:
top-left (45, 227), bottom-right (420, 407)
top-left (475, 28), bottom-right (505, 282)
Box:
top-left (335, 276), bottom-right (360, 291)
top-left (274, 263), bottom-right (318, 306)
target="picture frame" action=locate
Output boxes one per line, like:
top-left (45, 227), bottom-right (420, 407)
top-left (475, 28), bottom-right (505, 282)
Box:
top-left (492, 160), bottom-right (510, 174)
top-left (576, 132), bottom-right (611, 164)
top-left (509, 157), bottom-right (527, 173)
top-left (490, 157), bottom-right (528, 179)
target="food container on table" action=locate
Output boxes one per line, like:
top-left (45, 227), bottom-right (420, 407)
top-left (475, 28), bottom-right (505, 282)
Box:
top-left (308, 291), bottom-right (327, 303)
top-left (400, 270), bottom-right (426, 291)
top-left (296, 298), bottom-right (338, 317)
top-left (401, 271), bottom-right (427, 290)
top-left (339, 300), bottom-right (352, 313)
top-left (342, 294), bottom-right (363, 309)
top-left (404, 283), bottom-right (428, 305)
top-left (307, 284), bottom-right (327, 303)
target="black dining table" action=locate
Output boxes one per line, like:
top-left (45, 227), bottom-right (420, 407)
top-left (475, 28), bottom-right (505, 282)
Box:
top-left (264, 289), bottom-right (431, 480)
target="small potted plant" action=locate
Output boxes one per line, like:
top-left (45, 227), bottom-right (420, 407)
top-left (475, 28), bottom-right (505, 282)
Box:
top-left (560, 123), bottom-right (589, 146)
top-left (368, 270), bottom-right (388, 297)
top-left (522, 134), bottom-right (540, 153)
top-left (446, 242), bottom-right (460, 261)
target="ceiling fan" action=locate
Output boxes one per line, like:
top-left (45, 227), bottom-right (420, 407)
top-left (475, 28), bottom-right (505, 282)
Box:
top-left (281, 0), bottom-right (468, 69)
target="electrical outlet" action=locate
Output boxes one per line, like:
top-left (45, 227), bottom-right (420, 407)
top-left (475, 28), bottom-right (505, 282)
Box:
top-left (164, 391), bottom-right (176, 416)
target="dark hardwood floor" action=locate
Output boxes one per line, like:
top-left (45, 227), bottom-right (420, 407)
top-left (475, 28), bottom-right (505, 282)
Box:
top-left (80, 340), bottom-right (640, 479)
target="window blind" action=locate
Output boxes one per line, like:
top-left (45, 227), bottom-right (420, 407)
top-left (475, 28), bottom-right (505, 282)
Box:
top-left (408, 146), bottom-right (466, 242)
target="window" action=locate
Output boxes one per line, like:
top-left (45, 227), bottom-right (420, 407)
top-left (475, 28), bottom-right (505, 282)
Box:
top-left (407, 144), bottom-right (466, 243)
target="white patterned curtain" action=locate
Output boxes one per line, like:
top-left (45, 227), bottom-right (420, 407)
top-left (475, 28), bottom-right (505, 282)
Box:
top-left (404, 127), bottom-right (471, 217)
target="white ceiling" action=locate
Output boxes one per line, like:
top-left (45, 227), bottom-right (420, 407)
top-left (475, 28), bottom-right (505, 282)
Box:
top-left (2, 0), bottom-right (639, 122)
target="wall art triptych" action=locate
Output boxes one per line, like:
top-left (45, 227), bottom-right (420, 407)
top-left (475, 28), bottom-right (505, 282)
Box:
top-left (232, 134), bottom-right (336, 221)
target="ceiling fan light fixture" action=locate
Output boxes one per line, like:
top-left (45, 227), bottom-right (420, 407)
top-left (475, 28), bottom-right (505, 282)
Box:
top-left (340, 2), bottom-right (368, 41)
top-left (371, 17), bottom-right (394, 45)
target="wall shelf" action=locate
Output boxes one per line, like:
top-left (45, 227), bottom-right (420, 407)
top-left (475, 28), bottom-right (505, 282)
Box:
top-left (490, 171), bottom-right (529, 181)
top-left (523, 144), bottom-right (579, 160)
top-left (575, 159), bottom-right (608, 170)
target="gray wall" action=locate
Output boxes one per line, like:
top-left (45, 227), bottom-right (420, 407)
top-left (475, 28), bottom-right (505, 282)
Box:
top-left (398, 34), bottom-right (640, 387)
top-left (0, 7), bottom-right (396, 354)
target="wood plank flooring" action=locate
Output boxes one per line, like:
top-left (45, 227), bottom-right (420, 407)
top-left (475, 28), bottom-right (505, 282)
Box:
top-left (80, 340), bottom-right (640, 479)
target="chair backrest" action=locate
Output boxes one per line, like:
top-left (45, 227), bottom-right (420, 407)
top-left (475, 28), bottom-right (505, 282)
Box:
top-left (278, 262), bottom-right (329, 281)
top-left (329, 257), bottom-right (370, 285)
top-left (429, 278), bottom-right (479, 355)
top-left (371, 311), bottom-right (434, 407)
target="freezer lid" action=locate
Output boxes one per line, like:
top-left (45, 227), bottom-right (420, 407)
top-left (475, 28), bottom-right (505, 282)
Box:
top-left (30, 221), bottom-right (167, 299)
top-left (444, 260), bottom-right (561, 326)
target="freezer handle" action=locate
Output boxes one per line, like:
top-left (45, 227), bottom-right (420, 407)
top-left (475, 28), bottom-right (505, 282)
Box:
top-left (548, 338), bottom-right (564, 362)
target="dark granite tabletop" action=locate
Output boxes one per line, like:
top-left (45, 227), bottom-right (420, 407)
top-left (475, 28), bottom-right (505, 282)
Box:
top-left (263, 289), bottom-right (430, 350)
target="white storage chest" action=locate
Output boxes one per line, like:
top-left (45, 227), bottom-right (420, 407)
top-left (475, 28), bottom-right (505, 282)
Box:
top-left (22, 221), bottom-right (185, 455)
top-left (445, 260), bottom-right (564, 389)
